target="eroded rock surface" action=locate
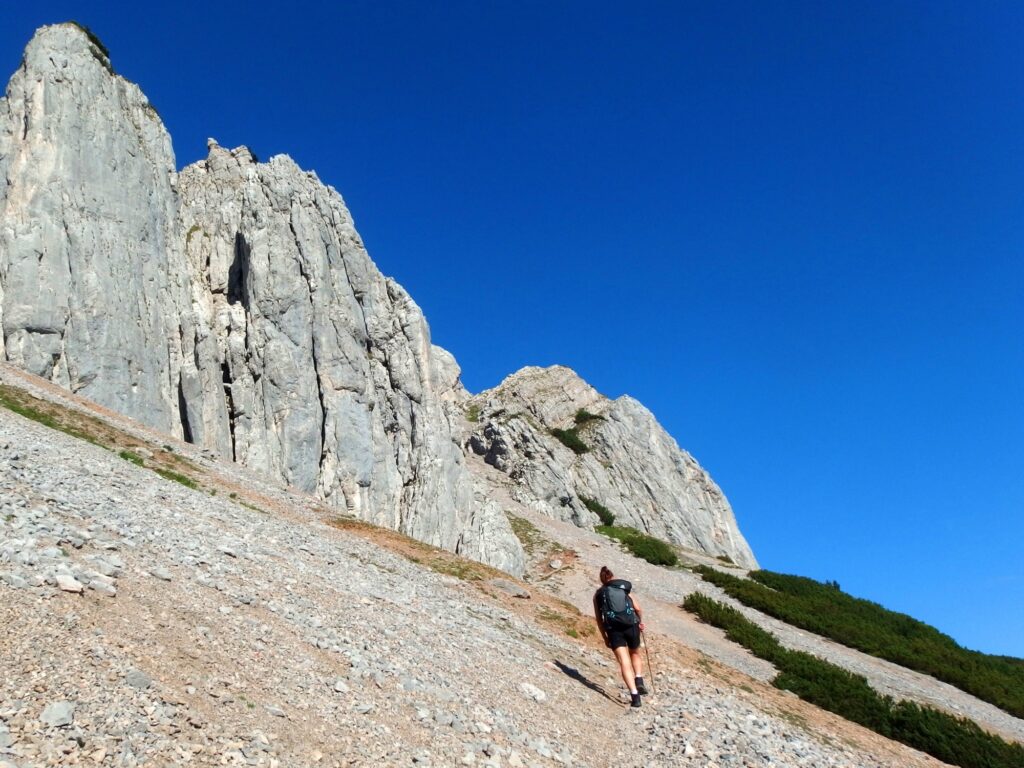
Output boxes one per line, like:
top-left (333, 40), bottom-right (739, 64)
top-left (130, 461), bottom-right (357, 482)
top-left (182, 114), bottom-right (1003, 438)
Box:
top-left (466, 366), bottom-right (757, 568)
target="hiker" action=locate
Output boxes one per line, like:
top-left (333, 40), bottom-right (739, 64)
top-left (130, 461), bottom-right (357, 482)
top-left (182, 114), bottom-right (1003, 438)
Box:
top-left (593, 565), bottom-right (648, 708)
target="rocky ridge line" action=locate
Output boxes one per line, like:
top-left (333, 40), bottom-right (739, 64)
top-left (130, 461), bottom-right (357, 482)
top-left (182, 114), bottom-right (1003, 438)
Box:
top-left (465, 366), bottom-right (756, 568)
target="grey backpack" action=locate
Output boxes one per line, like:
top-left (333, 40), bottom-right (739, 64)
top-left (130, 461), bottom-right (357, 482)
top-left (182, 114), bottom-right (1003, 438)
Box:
top-left (599, 580), bottom-right (639, 628)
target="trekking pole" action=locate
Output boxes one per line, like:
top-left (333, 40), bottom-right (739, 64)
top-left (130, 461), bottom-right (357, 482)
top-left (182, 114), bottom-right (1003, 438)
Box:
top-left (638, 630), bottom-right (655, 696)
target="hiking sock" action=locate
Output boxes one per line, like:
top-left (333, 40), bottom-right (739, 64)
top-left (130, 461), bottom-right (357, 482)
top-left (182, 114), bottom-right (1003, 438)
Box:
top-left (635, 676), bottom-right (648, 695)
top-left (630, 692), bottom-right (642, 708)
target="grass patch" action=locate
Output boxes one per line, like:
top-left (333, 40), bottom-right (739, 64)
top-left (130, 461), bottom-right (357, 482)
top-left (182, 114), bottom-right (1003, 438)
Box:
top-left (683, 593), bottom-right (1024, 768)
top-left (536, 601), bottom-right (595, 640)
top-left (696, 566), bottom-right (1024, 720)
top-left (466, 403), bottom-right (481, 423)
top-left (118, 450), bottom-right (145, 466)
top-left (185, 224), bottom-right (203, 247)
top-left (329, 516), bottom-right (488, 582)
top-left (0, 384), bottom-right (104, 446)
top-left (154, 468), bottom-right (199, 490)
top-left (596, 525), bottom-right (678, 566)
top-left (1, 382), bottom-right (207, 493)
top-left (506, 513), bottom-right (557, 559)
top-left (550, 427), bottom-right (589, 455)
top-left (579, 495), bottom-right (615, 526)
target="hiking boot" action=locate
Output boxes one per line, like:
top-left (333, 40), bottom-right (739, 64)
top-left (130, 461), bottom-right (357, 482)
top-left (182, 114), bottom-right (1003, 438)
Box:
top-left (635, 677), bottom-right (649, 695)
top-left (630, 692), bottom-right (642, 708)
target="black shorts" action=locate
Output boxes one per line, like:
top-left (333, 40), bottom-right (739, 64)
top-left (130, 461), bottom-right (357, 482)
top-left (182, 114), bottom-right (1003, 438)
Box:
top-left (607, 623), bottom-right (641, 650)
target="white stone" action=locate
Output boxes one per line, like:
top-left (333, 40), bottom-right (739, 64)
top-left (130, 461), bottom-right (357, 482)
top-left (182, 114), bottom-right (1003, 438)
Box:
top-left (55, 574), bottom-right (84, 593)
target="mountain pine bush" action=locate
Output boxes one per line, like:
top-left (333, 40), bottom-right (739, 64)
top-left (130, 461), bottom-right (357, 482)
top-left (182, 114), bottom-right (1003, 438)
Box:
top-left (695, 566), bottom-right (1024, 719)
top-left (682, 593), bottom-right (1024, 768)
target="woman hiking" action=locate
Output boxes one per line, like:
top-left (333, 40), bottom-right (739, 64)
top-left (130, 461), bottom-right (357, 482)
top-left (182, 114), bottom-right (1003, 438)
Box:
top-left (593, 566), bottom-right (648, 708)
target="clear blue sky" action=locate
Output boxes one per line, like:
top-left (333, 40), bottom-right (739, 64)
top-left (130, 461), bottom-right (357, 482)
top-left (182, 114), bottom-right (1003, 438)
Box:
top-left (3, 3), bottom-right (1021, 656)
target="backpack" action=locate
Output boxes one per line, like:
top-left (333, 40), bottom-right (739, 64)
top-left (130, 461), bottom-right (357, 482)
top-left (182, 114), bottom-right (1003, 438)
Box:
top-left (598, 579), bottom-right (639, 629)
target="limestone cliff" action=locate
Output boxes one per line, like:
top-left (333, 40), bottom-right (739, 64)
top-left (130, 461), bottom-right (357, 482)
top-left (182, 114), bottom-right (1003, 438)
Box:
top-left (466, 366), bottom-right (758, 568)
top-left (0, 24), bottom-right (189, 432)
top-left (0, 24), bottom-right (756, 573)
top-left (0, 24), bottom-right (523, 574)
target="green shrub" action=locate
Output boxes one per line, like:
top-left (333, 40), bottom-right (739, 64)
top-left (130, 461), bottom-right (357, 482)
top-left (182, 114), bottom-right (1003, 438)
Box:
top-left (682, 593), bottom-right (1024, 768)
top-left (550, 427), bottom-right (589, 455)
top-left (580, 495), bottom-right (615, 526)
top-left (466, 403), bottom-right (481, 423)
top-left (695, 566), bottom-right (1024, 719)
top-left (574, 408), bottom-right (604, 426)
top-left (597, 525), bottom-right (678, 566)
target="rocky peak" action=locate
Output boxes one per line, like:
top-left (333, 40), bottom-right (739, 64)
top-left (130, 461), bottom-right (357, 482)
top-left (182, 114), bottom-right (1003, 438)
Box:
top-left (466, 366), bottom-right (758, 568)
top-left (0, 24), bottom-right (755, 574)
top-left (478, 365), bottom-right (604, 428)
top-left (0, 22), bottom-right (184, 431)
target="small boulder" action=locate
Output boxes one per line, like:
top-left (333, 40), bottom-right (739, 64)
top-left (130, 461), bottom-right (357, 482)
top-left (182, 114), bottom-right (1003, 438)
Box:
top-left (55, 574), bottom-right (84, 593)
top-left (488, 578), bottom-right (530, 599)
top-left (40, 701), bottom-right (75, 727)
top-left (518, 683), bottom-right (547, 703)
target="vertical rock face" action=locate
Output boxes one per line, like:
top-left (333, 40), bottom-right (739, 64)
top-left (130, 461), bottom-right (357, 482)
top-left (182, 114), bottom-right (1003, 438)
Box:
top-left (174, 143), bottom-right (522, 573)
top-left (466, 366), bottom-right (758, 568)
top-left (0, 25), bottom-right (757, 573)
top-left (0, 24), bottom-right (524, 575)
top-left (0, 24), bottom-right (188, 432)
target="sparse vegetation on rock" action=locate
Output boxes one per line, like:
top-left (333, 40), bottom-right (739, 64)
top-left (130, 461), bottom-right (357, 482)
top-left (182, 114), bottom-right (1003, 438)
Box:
top-left (550, 427), bottom-right (589, 455)
top-left (580, 495), bottom-right (615, 526)
top-left (596, 525), bottom-right (678, 566)
top-left (573, 408), bottom-right (604, 426)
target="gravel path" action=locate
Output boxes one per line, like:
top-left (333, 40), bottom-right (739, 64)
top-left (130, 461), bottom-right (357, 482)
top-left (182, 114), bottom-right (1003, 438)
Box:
top-left (1, 365), bottom-right (949, 767)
